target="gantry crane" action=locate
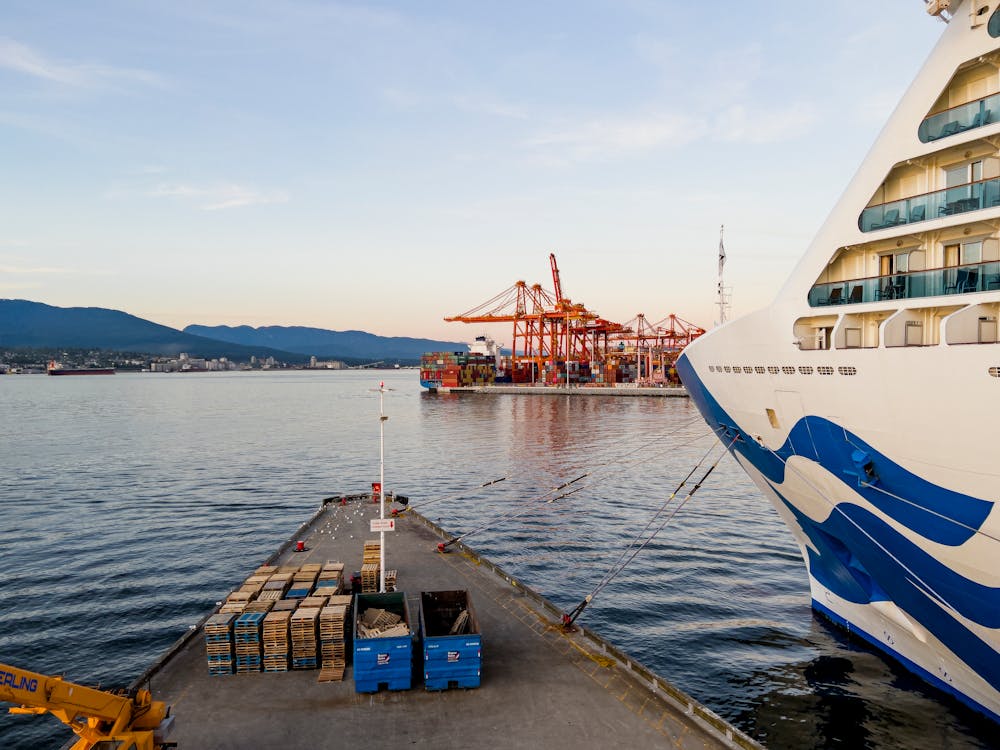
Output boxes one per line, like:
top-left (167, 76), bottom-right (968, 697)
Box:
top-left (0, 662), bottom-right (174, 749)
top-left (445, 254), bottom-right (705, 385)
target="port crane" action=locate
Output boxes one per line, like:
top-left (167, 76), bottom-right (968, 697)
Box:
top-left (0, 662), bottom-right (174, 749)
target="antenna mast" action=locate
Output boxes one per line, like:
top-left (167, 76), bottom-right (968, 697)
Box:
top-left (716, 225), bottom-right (731, 325)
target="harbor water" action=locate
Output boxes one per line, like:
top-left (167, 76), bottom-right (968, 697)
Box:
top-left (0, 370), bottom-right (995, 749)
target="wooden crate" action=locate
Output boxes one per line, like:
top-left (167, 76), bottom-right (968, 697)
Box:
top-left (360, 562), bottom-right (380, 593)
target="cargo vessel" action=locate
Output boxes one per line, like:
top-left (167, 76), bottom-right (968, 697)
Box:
top-left (679, 0), bottom-right (1000, 721)
top-left (419, 335), bottom-right (500, 389)
top-left (47, 360), bottom-right (115, 376)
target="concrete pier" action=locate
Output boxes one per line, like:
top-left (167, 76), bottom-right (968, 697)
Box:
top-left (435, 384), bottom-right (689, 397)
top-left (134, 497), bottom-right (758, 750)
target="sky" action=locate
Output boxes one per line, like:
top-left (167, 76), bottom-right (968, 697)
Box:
top-left (0, 1), bottom-right (942, 343)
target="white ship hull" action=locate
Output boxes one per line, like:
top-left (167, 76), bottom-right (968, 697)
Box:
top-left (678, 319), bottom-right (1000, 720)
top-left (678, 2), bottom-right (1000, 718)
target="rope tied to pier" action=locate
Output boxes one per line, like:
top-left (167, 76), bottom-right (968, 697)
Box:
top-left (393, 476), bottom-right (509, 517)
top-left (561, 431), bottom-right (735, 630)
top-left (433, 414), bottom-right (714, 553)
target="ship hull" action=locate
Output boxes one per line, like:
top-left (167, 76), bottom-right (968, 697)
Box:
top-left (676, 323), bottom-right (1000, 721)
top-left (47, 368), bottom-right (115, 375)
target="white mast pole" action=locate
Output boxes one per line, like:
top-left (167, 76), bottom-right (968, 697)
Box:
top-left (717, 224), bottom-right (728, 325)
top-left (378, 380), bottom-right (387, 593)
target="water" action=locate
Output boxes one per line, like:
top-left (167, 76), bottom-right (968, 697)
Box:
top-left (0, 370), bottom-right (995, 749)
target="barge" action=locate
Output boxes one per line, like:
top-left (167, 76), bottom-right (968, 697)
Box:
top-left (116, 495), bottom-right (759, 750)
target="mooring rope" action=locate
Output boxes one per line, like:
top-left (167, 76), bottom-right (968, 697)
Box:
top-left (562, 433), bottom-right (736, 627)
top-left (435, 417), bottom-right (717, 550)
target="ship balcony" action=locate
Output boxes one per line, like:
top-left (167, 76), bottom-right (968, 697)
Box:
top-left (808, 260), bottom-right (1000, 307)
top-left (859, 177), bottom-right (1000, 232)
top-left (918, 92), bottom-right (998, 143)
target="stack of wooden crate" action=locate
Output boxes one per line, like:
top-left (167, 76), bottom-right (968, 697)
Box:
top-left (383, 569), bottom-right (397, 592)
top-left (262, 610), bottom-right (292, 672)
top-left (204, 613), bottom-right (235, 676)
top-left (290, 607), bottom-right (320, 670)
top-left (315, 561), bottom-right (344, 595)
top-left (361, 540), bottom-right (381, 593)
top-left (288, 567), bottom-right (318, 599)
top-left (318, 603), bottom-right (348, 682)
top-left (234, 612), bottom-right (266, 674)
top-left (219, 590), bottom-right (251, 615)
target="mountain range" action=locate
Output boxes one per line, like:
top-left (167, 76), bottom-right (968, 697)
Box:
top-left (184, 324), bottom-right (467, 361)
top-left (0, 300), bottom-right (468, 363)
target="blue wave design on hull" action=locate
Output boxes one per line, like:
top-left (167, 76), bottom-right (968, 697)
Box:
top-left (675, 356), bottom-right (990, 547)
top-left (675, 354), bottom-right (999, 703)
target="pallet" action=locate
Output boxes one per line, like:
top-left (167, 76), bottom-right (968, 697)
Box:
top-left (362, 541), bottom-right (381, 565)
top-left (317, 665), bottom-right (345, 683)
top-left (360, 562), bottom-right (380, 594)
top-left (301, 600), bottom-right (327, 610)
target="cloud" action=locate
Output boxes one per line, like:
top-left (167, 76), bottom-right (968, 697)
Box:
top-left (0, 264), bottom-right (71, 274)
top-left (149, 182), bottom-right (290, 211)
top-left (524, 112), bottom-right (704, 163)
top-left (0, 37), bottom-right (164, 89)
top-left (714, 102), bottom-right (818, 144)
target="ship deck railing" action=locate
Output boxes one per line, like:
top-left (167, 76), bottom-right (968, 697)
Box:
top-left (858, 176), bottom-right (1000, 232)
top-left (809, 260), bottom-right (1000, 307)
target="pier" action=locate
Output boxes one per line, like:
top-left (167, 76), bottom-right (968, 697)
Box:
top-left (435, 384), bottom-right (689, 397)
top-left (132, 497), bottom-right (756, 750)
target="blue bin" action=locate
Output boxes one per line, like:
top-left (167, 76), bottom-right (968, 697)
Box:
top-left (353, 592), bottom-right (413, 693)
top-left (420, 590), bottom-right (481, 691)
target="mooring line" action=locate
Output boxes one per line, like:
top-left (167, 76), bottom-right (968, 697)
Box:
top-left (561, 434), bottom-right (736, 628)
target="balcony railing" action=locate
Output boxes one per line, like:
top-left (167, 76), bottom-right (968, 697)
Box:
top-left (807, 260), bottom-right (1000, 307)
top-left (918, 93), bottom-right (999, 143)
top-left (858, 177), bottom-right (1000, 232)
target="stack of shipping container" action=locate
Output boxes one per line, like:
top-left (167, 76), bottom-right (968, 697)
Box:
top-left (419, 351), bottom-right (496, 389)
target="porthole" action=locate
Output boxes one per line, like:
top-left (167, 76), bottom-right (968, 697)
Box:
top-left (798, 366), bottom-right (814, 375)
top-left (767, 366), bottom-right (780, 375)
top-left (782, 366), bottom-right (796, 375)
top-left (838, 366), bottom-right (858, 376)
top-left (818, 366), bottom-right (834, 375)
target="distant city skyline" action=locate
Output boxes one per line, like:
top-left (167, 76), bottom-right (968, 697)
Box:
top-left (0, 2), bottom-right (940, 341)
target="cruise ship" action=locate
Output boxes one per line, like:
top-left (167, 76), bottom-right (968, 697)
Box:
top-left (677, 0), bottom-right (1000, 721)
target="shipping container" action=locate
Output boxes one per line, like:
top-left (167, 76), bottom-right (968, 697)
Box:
top-left (419, 590), bottom-right (481, 691)
top-left (353, 592), bottom-right (413, 692)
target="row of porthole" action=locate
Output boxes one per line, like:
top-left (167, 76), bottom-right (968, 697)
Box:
top-left (708, 365), bottom-right (858, 376)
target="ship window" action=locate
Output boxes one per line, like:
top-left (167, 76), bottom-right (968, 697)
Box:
top-left (838, 366), bottom-right (858, 376)
top-left (990, 7), bottom-right (1000, 36)
top-left (755, 366), bottom-right (766, 374)
top-left (767, 366), bottom-right (780, 374)
top-left (724, 366), bottom-right (731, 373)
top-left (798, 366), bottom-right (814, 375)
top-left (990, 366), bottom-right (1000, 377)
top-left (818, 366), bottom-right (834, 375)
top-left (782, 366), bottom-right (796, 374)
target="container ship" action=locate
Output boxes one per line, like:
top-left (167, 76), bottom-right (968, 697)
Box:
top-left (419, 336), bottom-right (500, 390)
top-left (47, 360), bottom-right (115, 376)
top-left (678, 0), bottom-right (999, 721)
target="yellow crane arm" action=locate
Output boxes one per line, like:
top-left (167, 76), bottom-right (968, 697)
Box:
top-left (0, 662), bottom-right (171, 750)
